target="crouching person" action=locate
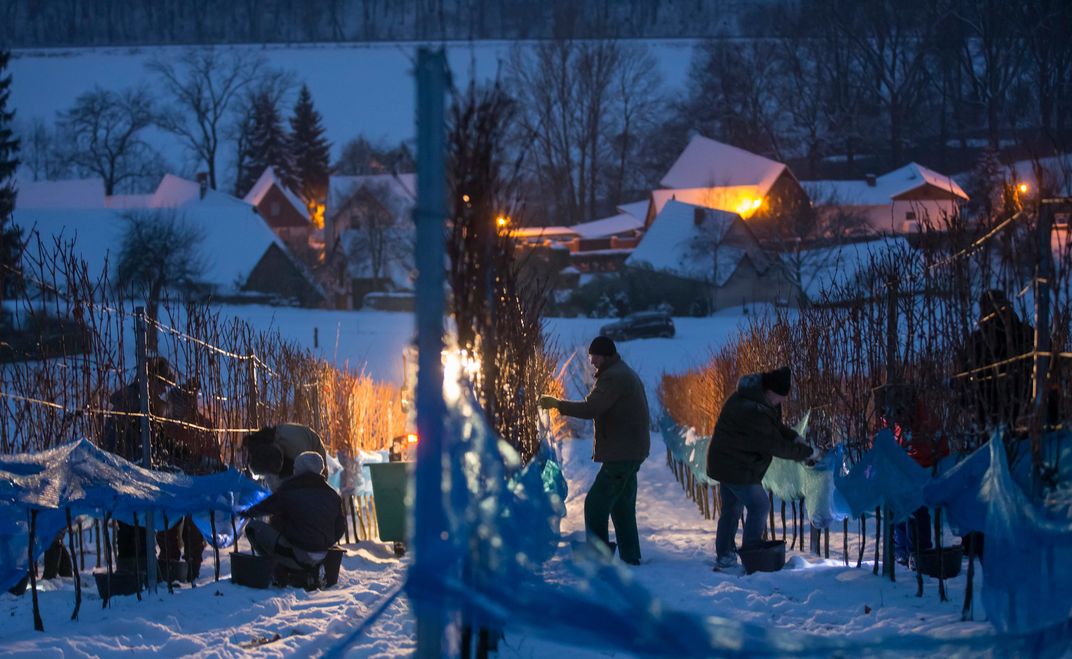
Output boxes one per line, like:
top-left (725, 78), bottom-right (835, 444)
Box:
top-left (242, 452), bottom-right (346, 588)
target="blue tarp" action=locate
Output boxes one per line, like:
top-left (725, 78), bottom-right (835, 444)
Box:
top-left (0, 439), bottom-right (268, 591)
top-left (925, 436), bottom-right (1072, 634)
top-left (835, 428), bottom-right (931, 523)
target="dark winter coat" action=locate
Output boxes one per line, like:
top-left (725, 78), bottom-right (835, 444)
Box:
top-left (244, 472), bottom-right (346, 552)
top-left (955, 310), bottom-right (1034, 427)
top-left (706, 374), bottom-right (812, 485)
top-left (100, 383), bottom-right (169, 466)
top-left (557, 355), bottom-right (650, 462)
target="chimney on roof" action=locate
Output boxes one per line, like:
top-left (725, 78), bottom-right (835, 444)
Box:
top-left (865, 173), bottom-right (877, 187)
top-left (694, 207), bottom-right (705, 226)
top-left (196, 172), bottom-right (208, 199)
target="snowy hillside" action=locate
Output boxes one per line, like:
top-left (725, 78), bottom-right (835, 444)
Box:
top-left (9, 41), bottom-right (693, 182)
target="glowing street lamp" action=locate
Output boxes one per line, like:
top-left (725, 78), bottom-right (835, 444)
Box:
top-left (496, 215), bottom-right (510, 228)
top-left (1018, 183), bottom-right (1029, 194)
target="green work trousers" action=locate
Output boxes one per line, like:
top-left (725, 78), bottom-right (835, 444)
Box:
top-left (584, 460), bottom-right (643, 564)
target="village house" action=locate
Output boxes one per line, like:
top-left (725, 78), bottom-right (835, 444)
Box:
top-left (13, 175), bottom-right (325, 307)
top-left (802, 163), bottom-right (969, 235)
top-left (647, 134), bottom-right (809, 227)
top-left (626, 200), bottom-right (798, 311)
top-left (242, 167), bottom-right (315, 247)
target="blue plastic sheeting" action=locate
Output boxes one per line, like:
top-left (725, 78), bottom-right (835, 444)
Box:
top-left (0, 439), bottom-right (268, 591)
top-left (835, 429), bottom-right (931, 523)
top-left (379, 395), bottom-right (1072, 657)
top-left (661, 416), bottom-right (852, 529)
top-left (925, 437), bottom-right (1072, 634)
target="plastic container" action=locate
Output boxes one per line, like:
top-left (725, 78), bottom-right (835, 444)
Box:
top-left (738, 540), bottom-right (786, 574)
top-left (230, 552), bottom-right (276, 589)
top-left (912, 545), bottom-right (963, 578)
top-left (368, 461), bottom-right (411, 544)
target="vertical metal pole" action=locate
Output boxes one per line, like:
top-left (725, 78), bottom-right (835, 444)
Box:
top-left (134, 307), bottom-right (158, 594)
top-left (413, 47), bottom-right (449, 658)
top-left (1033, 201), bottom-right (1056, 473)
top-left (247, 357), bottom-right (260, 429)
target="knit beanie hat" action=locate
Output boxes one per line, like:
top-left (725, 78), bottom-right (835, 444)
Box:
top-left (761, 366), bottom-right (792, 396)
top-left (293, 451), bottom-right (325, 477)
top-left (589, 336), bottom-right (617, 357)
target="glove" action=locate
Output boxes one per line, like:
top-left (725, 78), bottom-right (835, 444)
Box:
top-left (538, 395), bottom-right (560, 410)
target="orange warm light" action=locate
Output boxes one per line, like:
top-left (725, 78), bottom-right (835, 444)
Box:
top-left (735, 197), bottom-right (764, 217)
top-left (406, 433), bottom-right (418, 444)
top-left (496, 216), bottom-right (510, 228)
top-left (1018, 183), bottom-right (1029, 194)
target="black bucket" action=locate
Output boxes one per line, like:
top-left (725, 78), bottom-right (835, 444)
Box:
top-left (739, 540), bottom-right (786, 575)
top-left (322, 548), bottom-right (345, 587)
top-left (912, 545), bottom-right (963, 579)
top-left (230, 552), bottom-right (276, 589)
top-left (93, 570), bottom-right (146, 600)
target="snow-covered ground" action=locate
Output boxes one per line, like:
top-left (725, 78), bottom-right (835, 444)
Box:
top-left (0, 307), bottom-right (1005, 657)
top-left (0, 431), bottom-right (993, 657)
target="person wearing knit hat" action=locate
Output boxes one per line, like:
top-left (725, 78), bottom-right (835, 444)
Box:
top-left (705, 366), bottom-right (818, 570)
top-left (242, 449), bottom-right (346, 585)
top-left (538, 336), bottom-right (650, 566)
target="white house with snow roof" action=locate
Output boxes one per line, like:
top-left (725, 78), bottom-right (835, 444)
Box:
top-left (243, 167), bottom-right (313, 246)
top-left (647, 135), bottom-right (806, 226)
top-left (626, 200), bottom-right (798, 310)
top-left (13, 175), bottom-right (324, 307)
top-left (802, 163), bottom-right (969, 235)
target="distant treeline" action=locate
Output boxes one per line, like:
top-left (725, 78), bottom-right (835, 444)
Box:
top-left (0, 0), bottom-right (759, 47)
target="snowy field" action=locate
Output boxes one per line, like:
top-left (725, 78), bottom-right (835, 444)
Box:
top-left (0, 306), bottom-right (1016, 658)
top-left (9, 41), bottom-right (694, 175)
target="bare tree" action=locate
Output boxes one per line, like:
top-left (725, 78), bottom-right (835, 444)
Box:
top-left (57, 86), bottom-right (162, 194)
top-left (333, 135), bottom-right (415, 176)
top-left (148, 48), bottom-right (265, 190)
top-left (114, 210), bottom-right (206, 349)
top-left (506, 39), bottom-right (662, 224)
top-left (18, 118), bottom-right (70, 181)
top-left (824, 0), bottom-right (948, 165)
top-left (955, 0), bottom-right (1025, 150)
top-left (342, 180), bottom-right (412, 285)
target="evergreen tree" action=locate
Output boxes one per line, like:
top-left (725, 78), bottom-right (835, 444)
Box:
top-left (235, 90), bottom-right (293, 198)
top-left (0, 49), bottom-right (23, 299)
top-left (288, 85), bottom-right (331, 220)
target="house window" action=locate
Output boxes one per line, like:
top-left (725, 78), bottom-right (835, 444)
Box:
top-left (905, 211), bottom-right (916, 220)
top-left (270, 202), bottom-right (280, 216)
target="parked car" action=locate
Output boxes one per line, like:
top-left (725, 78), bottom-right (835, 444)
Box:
top-left (599, 311), bottom-right (675, 341)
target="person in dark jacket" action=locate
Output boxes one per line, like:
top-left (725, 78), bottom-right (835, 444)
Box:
top-left (538, 336), bottom-right (650, 565)
top-left (243, 451), bottom-right (346, 573)
top-left (706, 367), bottom-right (817, 569)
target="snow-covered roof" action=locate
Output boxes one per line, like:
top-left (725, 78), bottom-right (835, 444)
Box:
top-left (571, 213), bottom-right (643, 240)
top-left (803, 163), bottom-right (968, 206)
top-left (511, 226), bottom-right (579, 240)
top-left (243, 167), bottom-right (309, 221)
top-left (12, 175), bottom-right (289, 293)
top-left (626, 200), bottom-right (754, 286)
top-left (15, 178), bottom-right (106, 209)
top-left (328, 173), bottom-right (416, 219)
top-left (794, 236), bottom-right (915, 301)
top-left (616, 199), bottom-right (650, 221)
top-left (660, 135), bottom-right (789, 192)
